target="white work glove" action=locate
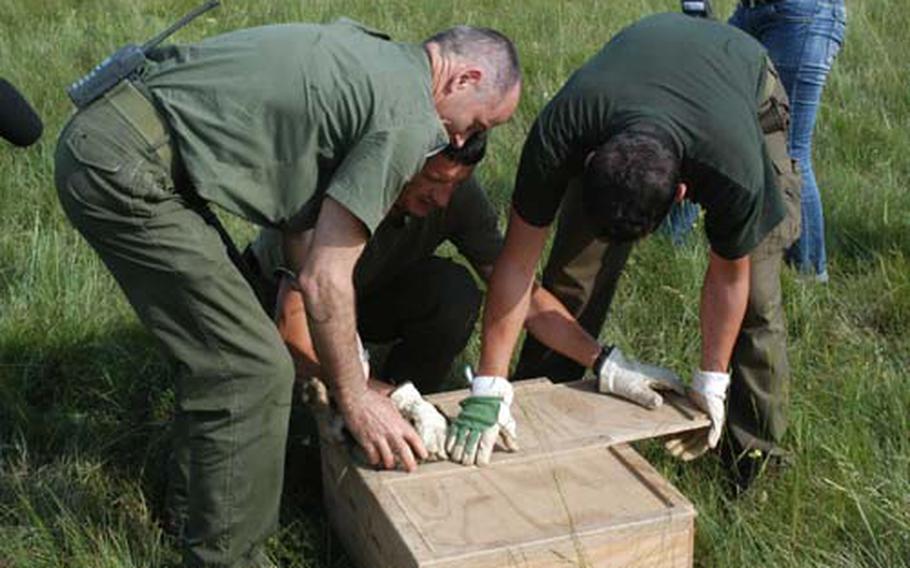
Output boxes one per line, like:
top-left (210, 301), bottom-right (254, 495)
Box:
top-left (389, 382), bottom-right (448, 461)
top-left (445, 375), bottom-right (518, 466)
top-left (664, 369), bottom-right (730, 460)
top-left (594, 346), bottom-right (685, 409)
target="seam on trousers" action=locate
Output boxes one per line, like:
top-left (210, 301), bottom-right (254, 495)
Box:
top-left (139, 207), bottom-right (240, 558)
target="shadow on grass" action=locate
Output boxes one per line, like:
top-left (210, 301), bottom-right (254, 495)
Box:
top-left (0, 326), bottom-right (353, 567)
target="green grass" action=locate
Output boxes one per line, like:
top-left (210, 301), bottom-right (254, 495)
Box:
top-left (1, 0), bottom-right (908, 566)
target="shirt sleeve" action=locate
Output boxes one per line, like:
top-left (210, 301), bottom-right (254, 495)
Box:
top-left (694, 159), bottom-right (783, 260)
top-left (511, 92), bottom-right (603, 227)
top-left (324, 126), bottom-right (438, 234)
top-left (446, 175), bottom-right (504, 270)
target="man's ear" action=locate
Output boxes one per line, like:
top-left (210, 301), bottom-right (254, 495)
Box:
top-left (455, 68), bottom-right (483, 90)
top-left (674, 182), bottom-right (687, 203)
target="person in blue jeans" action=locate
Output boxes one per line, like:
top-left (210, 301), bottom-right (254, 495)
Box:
top-left (669, 0), bottom-right (847, 283)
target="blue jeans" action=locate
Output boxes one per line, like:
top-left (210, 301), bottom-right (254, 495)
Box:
top-left (664, 0), bottom-right (847, 279)
top-left (731, 0), bottom-right (847, 281)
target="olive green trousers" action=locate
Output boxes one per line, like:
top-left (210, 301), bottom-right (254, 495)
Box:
top-left (516, 61), bottom-right (802, 454)
top-left (55, 81), bottom-right (293, 567)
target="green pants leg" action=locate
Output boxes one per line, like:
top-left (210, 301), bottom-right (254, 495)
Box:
top-left (728, 60), bottom-right (802, 453)
top-left (514, 179), bottom-right (634, 382)
top-left (54, 82), bottom-right (293, 567)
top-left (357, 256), bottom-right (482, 393)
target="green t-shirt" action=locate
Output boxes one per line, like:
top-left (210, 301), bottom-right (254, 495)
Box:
top-left (143, 19), bottom-right (449, 233)
top-left (251, 175), bottom-right (503, 295)
top-left (512, 13), bottom-right (784, 259)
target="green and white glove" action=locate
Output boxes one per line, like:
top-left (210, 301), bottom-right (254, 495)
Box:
top-left (664, 369), bottom-right (730, 460)
top-left (445, 376), bottom-right (518, 466)
top-left (594, 346), bottom-right (685, 409)
top-left (390, 382), bottom-right (448, 462)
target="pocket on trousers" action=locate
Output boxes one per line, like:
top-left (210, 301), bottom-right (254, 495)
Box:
top-left (66, 124), bottom-right (132, 175)
top-left (781, 162), bottom-right (802, 246)
top-left (62, 122), bottom-right (171, 219)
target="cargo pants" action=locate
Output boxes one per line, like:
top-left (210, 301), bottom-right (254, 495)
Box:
top-left (515, 60), bottom-right (802, 454)
top-left (54, 80), bottom-right (294, 567)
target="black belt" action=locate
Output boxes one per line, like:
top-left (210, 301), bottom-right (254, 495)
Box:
top-left (741, 0), bottom-right (781, 7)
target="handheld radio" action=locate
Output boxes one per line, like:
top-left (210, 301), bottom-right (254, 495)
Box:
top-left (66, 0), bottom-right (220, 108)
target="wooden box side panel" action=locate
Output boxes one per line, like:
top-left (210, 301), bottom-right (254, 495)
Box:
top-left (322, 440), bottom-right (423, 568)
top-left (426, 518), bottom-right (694, 568)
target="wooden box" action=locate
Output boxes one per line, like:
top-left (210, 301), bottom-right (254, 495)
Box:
top-left (321, 379), bottom-right (707, 568)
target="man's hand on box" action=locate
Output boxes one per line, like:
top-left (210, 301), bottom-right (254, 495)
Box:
top-left (342, 388), bottom-right (428, 472)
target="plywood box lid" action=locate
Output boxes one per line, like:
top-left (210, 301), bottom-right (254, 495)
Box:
top-left (427, 378), bottom-right (709, 463)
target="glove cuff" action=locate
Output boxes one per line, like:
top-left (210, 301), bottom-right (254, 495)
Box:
top-left (595, 345), bottom-right (624, 392)
top-left (389, 381), bottom-right (421, 410)
top-left (692, 369), bottom-right (730, 398)
top-left (592, 345), bottom-right (615, 374)
top-left (356, 334), bottom-right (370, 381)
top-left (471, 376), bottom-right (513, 405)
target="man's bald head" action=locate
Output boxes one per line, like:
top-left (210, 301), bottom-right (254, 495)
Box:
top-left (424, 26), bottom-right (521, 96)
top-left (425, 26), bottom-right (522, 148)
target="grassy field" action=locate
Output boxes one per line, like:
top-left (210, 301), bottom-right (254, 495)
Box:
top-left (1, 0), bottom-right (908, 566)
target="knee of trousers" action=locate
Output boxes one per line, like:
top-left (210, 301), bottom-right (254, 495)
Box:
top-left (743, 289), bottom-right (785, 331)
top-left (178, 338), bottom-right (295, 415)
top-left (237, 340), bottom-right (295, 404)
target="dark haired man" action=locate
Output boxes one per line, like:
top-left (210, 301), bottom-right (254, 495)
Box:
top-left (247, 134), bottom-right (605, 464)
top-left (467, 13), bottom-right (801, 487)
top-left (55, 18), bottom-right (521, 565)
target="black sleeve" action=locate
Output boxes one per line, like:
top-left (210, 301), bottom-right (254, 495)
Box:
top-left (687, 161), bottom-right (782, 260)
top-left (511, 93), bottom-right (599, 227)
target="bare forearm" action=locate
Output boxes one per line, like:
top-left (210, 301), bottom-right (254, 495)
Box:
top-left (299, 271), bottom-right (367, 408)
top-left (700, 252), bottom-right (750, 371)
top-left (478, 209), bottom-right (551, 377)
top-left (525, 284), bottom-right (601, 368)
top-left (276, 279), bottom-right (323, 379)
top-left (473, 263), bottom-right (600, 370)
top-left (478, 257), bottom-right (534, 376)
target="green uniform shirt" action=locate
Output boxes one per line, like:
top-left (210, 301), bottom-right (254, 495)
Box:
top-left (512, 13), bottom-right (785, 259)
top-left (252, 175), bottom-right (503, 294)
top-left (143, 19), bottom-right (449, 233)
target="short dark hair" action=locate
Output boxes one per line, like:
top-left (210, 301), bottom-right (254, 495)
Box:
top-left (582, 125), bottom-right (680, 243)
top-left (424, 26), bottom-right (521, 95)
top-left (440, 132), bottom-right (488, 166)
